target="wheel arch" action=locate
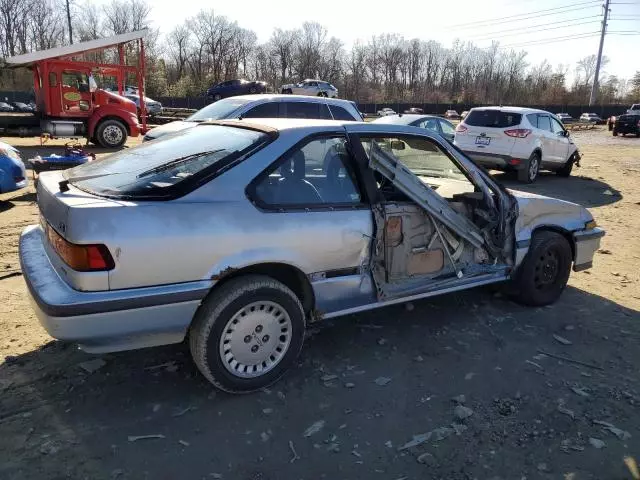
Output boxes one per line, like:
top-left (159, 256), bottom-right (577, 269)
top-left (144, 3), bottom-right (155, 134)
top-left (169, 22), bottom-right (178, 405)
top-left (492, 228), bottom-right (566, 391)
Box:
top-left (530, 225), bottom-right (576, 261)
top-left (94, 115), bottom-right (129, 135)
top-left (205, 262), bottom-right (315, 316)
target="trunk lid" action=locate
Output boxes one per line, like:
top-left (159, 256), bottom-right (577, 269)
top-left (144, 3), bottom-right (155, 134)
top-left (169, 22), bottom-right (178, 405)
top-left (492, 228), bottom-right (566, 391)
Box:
top-left (454, 109), bottom-right (521, 156)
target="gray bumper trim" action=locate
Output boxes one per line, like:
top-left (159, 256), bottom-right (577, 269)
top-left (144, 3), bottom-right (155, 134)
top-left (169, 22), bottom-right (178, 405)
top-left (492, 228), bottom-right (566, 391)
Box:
top-left (574, 228), bottom-right (605, 243)
top-left (19, 225), bottom-right (212, 318)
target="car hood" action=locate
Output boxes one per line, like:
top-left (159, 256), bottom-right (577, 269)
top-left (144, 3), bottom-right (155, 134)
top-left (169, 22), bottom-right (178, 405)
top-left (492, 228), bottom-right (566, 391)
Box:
top-left (509, 189), bottom-right (592, 238)
top-left (0, 140), bottom-right (18, 152)
top-left (144, 121), bottom-right (196, 140)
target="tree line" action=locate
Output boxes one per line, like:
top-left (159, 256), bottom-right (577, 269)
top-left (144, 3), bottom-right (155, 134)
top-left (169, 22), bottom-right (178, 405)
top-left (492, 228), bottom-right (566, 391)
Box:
top-left (1, 0), bottom-right (639, 105)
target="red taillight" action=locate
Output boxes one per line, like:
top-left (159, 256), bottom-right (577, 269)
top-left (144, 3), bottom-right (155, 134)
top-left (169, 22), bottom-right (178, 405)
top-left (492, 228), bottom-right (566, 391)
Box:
top-left (46, 224), bottom-right (114, 271)
top-left (455, 124), bottom-right (468, 133)
top-left (508, 159), bottom-right (522, 165)
top-left (504, 128), bottom-right (531, 138)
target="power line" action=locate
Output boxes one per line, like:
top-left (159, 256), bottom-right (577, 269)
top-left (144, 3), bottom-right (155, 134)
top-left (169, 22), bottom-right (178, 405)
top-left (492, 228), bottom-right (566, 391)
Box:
top-left (447, 1), bottom-right (601, 29)
top-left (470, 19), bottom-right (602, 41)
top-left (465, 15), bottom-right (601, 38)
top-left (498, 31), bottom-right (601, 48)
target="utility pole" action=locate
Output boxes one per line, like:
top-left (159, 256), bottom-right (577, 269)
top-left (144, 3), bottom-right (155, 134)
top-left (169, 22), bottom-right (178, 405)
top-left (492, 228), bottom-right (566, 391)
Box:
top-left (66, 0), bottom-right (73, 44)
top-left (589, 0), bottom-right (610, 106)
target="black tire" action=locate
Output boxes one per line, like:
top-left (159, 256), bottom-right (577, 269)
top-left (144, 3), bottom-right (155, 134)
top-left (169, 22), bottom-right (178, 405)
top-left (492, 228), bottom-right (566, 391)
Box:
top-left (95, 119), bottom-right (127, 148)
top-left (511, 231), bottom-right (572, 307)
top-left (556, 154), bottom-right (574, 177)
top-left (517, 151), bottom-right (541, 183)
top-left (282, 88), bottom-right (292, 94)
top-left (189, 275), bottom-right (306, 393)
top-left (613, 130), bottom-right (618, 137)
top-left (317, 91), bottom-right (328, 97)
top-left (249, 87), bottom-right (256, 94)
top-left (213, 94), bottom-right (221, 101)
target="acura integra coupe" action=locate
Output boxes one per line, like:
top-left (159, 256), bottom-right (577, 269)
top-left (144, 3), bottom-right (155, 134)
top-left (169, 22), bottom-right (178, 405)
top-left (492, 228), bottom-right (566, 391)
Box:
top-left (19, 119), bottom-right (604, 392)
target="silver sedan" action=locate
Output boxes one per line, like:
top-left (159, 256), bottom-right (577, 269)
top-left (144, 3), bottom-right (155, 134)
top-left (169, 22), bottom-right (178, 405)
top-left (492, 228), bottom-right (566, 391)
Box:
top-left (20, 119), bottom-right (604, 392)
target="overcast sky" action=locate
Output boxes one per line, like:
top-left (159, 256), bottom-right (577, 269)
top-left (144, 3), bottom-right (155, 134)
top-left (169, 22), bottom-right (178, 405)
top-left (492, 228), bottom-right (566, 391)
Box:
top-left (139, 0), bottom-right (640, 81)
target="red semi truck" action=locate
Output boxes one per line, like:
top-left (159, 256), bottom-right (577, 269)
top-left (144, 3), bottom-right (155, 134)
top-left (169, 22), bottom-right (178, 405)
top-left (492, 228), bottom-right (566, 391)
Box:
top-left (1, 30), bottom-right (148, 148)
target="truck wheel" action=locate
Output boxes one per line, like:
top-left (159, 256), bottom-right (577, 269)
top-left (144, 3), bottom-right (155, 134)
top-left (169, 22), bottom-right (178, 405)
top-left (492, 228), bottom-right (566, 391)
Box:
top-left (556, 154), bottom-right (574, 177)
top-left (96, 120), bottom-right (127, 148)
top-left (510, 231), bottom-right (572, 307)
top-left (189, 275), bottom-right (306, 393)
top-left (517, 152), bottom-right (540, 183)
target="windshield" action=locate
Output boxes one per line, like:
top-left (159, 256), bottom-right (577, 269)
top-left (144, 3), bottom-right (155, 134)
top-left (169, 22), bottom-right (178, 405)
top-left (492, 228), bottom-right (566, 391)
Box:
top-left (465, 110), bottom-right (522, 128)
top-left (186, 97), bottom-right (253, 122)
top-left (66, 125), bottom-right (268, 199)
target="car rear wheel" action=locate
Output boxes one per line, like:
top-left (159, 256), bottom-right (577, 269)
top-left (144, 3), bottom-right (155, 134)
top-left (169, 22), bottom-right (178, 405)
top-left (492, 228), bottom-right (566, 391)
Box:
top-left (189, 275), bottom-right (306, 393)
top-left (249, 87), bottom-right (256, 94)
top-left (518, 152), bottom-right (540, 183)
top-left (213, 94), bottom-right (221, 101)
top-left (96, 119), bottom-right (127, 148)
top-left (511, 231), bottom-right (572, 307)
top-left (317, 92), bottom-right (327, 97)
top-left (282, 89), bottom-right (292, 94)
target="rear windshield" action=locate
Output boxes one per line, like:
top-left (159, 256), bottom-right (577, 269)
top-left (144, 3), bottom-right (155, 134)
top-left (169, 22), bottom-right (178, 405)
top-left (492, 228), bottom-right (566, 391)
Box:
top-left (465, 110), bottom-right (522, 128)
top-left (187, 97), bottom-right (253, 122)
top-left (66, 125), bottom-right (268, 199)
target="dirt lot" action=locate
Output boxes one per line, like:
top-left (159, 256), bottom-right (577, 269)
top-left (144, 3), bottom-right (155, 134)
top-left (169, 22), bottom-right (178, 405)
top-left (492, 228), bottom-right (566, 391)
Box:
top-left (0, 130), bottom-right (639, 480)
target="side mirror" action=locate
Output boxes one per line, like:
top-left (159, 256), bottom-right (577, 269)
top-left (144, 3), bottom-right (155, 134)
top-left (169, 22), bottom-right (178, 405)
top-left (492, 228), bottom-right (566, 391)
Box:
top-left (563, 130), bottom-right (570, 137)
top-left (390, 140), bottom-right (406, 150)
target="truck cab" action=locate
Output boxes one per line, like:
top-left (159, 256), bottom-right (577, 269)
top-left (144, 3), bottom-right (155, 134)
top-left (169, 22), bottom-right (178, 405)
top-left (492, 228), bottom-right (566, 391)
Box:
top-left (36, 62), bottom-right (141, 148)
top-left (2, 30), bottom-right (148, 148)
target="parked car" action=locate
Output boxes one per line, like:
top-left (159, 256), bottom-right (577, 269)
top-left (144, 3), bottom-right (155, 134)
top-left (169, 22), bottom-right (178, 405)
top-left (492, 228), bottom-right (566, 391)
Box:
top-left (124, 94), bottom-right (163, 116)
top-left (206, 79), bottom-right (268, 101)
top-left (627, 103), bottom-right (640, 114)
top-left (280, 79), bottom-right (338, 98)
top-left (612, 113), bottom-right (640, 137)
top-left (445, 109), bottom-right (461, 120)
top-left (372, 114), bottom-right (456, 142)
top-left (460, 110), bottom-right (469, 119)
top-left (20, 118), bottom-right (604, 392)
top-left (143, 94), bottom-right (363, 142)
top-left (454, 107), bottom-right (580, 183)
top-left (556, 113), bottom-right (574, 123)
top-left (377, 107), bottom-right (396, 117)
top-left (0, 141), bottom-right (27, 194)
top-left (579, 113), bottom-right (604, 125)
top-left (11, 102), bottom-right (34, 112)
top-left (0, 102), bottom-right (15, 112)
top-left (405, 107), bottom-right (424, 114)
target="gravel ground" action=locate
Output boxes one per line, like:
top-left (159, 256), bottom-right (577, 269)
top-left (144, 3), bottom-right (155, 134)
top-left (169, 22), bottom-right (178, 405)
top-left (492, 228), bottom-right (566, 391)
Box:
top-left (0, 129), bottom-right (639, 480)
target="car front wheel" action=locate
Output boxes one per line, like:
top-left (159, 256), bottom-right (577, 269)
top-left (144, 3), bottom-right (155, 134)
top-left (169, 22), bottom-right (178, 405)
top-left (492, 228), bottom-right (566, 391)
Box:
top-left (190, 275), bottom-right (306, 393)
top-left (556, 153), bottom-right (575, 177)
top-left (511, 231), bottom-right (572, 307)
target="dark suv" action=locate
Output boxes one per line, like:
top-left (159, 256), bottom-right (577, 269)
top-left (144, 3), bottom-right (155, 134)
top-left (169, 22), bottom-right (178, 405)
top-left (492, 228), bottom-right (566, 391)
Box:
top-left (613, 114), bottom-right (640, 137)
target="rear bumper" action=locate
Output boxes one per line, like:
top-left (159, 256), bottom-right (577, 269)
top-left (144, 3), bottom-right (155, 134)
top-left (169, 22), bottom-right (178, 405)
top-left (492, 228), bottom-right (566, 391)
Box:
top-left (462, 150), bottom-right (527, 170)
top-left (573, 227), bottom-right (605, 271)
top-left (614, 125), bottom-right (639, 134)
top-left (19, 225), bottom-right (211, 353)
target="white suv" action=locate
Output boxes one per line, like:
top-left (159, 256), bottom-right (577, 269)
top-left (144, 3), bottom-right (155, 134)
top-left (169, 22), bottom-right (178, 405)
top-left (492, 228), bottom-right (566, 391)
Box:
top-left (453, 107), bottom-right (580, 183)
top-left (280, 79), bottom-right (338, 98)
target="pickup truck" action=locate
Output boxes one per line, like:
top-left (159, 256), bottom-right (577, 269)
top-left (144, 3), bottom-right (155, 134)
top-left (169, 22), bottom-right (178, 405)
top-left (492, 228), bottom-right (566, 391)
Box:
top-left (627, 104), bottom-right (640, 114)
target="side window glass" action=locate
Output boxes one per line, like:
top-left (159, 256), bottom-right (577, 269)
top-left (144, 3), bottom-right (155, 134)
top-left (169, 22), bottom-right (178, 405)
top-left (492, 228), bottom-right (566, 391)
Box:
top-left (242, 102), bottom-right (279, 118)
top-left (360, 136), bottom-right (475, 200)
top-left (439, 120), bottom-right (455, 135)
top-left (253, 137), bottom-right (361, 206)
top-left (527, 114), bottom-right (538, 128)
top-left (537, 115), bottom-right (552, 132)
top-left (283, 102), bottom-right (320, 119)
top-left (550, 118), bottom-right (564, 134)
top-left (328, 105), bottom-right (357, 121)
top-left (420, 118), bottom-right (439, 132)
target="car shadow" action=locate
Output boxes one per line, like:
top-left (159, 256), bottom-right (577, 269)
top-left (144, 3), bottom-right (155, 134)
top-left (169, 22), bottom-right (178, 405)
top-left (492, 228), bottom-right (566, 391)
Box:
top-left (492, 171), bottom-right (623, 207)
top-left (1, 285), bottom-right (639, 479)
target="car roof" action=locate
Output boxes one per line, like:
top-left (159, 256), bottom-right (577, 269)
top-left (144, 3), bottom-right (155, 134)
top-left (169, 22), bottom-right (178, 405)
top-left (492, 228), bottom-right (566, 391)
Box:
top-left (470, 106), bottom-right (548, 114)
top-left (372, 114), bottom-right (441, 125)
top-left (223, 94), bottom-right (355, 107)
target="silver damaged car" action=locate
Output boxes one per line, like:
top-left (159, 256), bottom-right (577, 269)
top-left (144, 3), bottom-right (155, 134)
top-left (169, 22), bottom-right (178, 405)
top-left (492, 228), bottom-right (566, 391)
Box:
top-left (19, 119), bottom-right (604, 393)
